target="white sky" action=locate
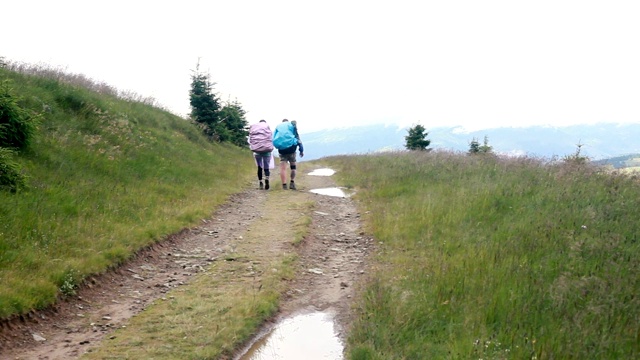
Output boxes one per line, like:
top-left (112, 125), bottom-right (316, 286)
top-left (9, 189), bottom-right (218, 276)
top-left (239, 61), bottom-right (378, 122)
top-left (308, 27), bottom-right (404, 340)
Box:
top-left (3, 0), bottom-right (639, 133)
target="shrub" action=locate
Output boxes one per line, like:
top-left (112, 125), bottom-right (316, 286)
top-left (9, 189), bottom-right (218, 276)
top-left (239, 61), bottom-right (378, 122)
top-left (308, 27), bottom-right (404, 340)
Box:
top-left (562, 143), bottom-right (589, 165)
top-left (0, 80), bottom-right (40, 150)
top-left (0, 147), bottom-right (27, 192)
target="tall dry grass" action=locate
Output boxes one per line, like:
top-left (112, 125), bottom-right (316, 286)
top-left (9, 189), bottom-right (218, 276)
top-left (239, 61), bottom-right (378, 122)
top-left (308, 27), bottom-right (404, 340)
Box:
top-left (328, 151), bottom-right (640, 359)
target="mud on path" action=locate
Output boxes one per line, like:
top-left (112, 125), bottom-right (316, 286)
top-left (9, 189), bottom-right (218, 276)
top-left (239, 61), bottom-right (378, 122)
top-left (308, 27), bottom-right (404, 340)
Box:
top-left (0, 165), bottom-right (372, 359)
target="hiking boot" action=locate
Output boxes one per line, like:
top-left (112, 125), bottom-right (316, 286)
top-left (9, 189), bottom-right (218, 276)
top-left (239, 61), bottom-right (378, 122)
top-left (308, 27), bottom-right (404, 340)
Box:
top-left (259, 181), bottom-right (264, 190)
top-left (264, 179), bottom-right (270, 190)
top-left (289, 181), bottom-right (297, 190)
top-left (282, 183), bottom-right (288, 190)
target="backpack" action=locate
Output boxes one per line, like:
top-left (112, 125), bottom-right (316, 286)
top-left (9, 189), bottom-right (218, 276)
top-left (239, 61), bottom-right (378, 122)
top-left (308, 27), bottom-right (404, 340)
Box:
top-left (273, 122), bottom-right (298, 150)
top-left (249, 122), bottom-right (274, 152)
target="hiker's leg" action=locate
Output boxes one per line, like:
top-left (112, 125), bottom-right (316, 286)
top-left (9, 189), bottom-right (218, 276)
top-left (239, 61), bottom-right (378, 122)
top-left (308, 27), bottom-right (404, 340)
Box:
top-left (259, 156), bottom-right (271, 184)
top-left (257, 155), bottom-right (270, 179)
top-left (254, 154), bottom-right (263, 180)
top-left (257, 156), bottom-right (271, 189)
top-left (288, 162), bottom-right (298, 190)
top-left (290, 162), bottom-right (297, 181)
top-left (279, 160), bottom-right (287, 184)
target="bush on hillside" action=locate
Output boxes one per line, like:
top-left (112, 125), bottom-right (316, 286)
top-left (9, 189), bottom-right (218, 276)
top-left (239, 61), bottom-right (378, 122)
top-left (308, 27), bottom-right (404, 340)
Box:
top-left (0, 80), bottom-right (40, 150)
top-left (0, 147), bottom-right (27, 193)
top-left (562, 143), bottom-right (589, 165)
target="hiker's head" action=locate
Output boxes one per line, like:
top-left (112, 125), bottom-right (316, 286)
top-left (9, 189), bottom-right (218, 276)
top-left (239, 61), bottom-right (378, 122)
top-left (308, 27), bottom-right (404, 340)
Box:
top-left (259, 119), bottom-right (266, 123)
top-left (282, 119), bottom-right (289, 122)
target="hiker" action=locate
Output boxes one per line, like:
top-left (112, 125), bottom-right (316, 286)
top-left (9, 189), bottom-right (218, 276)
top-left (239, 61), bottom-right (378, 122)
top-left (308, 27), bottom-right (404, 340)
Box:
top-left (248, 119), bottom-right (274, 190)
top-left (273, 119), bottom-right (304, 190)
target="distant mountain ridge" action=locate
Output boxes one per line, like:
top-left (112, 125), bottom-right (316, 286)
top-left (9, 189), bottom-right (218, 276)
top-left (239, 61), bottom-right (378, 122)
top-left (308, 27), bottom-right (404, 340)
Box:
top-left (300, 123), bottom-right (640, 162)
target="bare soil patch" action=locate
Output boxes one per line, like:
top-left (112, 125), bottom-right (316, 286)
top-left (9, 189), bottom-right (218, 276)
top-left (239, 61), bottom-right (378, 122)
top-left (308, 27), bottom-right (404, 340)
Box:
top-left (0, 165), bottom-right (372, 359)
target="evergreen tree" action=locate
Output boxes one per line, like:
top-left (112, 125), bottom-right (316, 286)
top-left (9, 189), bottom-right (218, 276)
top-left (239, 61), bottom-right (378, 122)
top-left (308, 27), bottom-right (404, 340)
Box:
top-left (469, 135), bottom-right (493, 155)
top-left (468, 137), bottom-right (481, 154)
top-left (188, 61), bottom-right (250, 147)
top-left (404, 124), bottom-right (431, 151)
top-left (189, 63), bottom-right (222, 140)
top-left (219, 99), bottom-right (249, 147)
top-left (479, 135), bottom-right (493, 154)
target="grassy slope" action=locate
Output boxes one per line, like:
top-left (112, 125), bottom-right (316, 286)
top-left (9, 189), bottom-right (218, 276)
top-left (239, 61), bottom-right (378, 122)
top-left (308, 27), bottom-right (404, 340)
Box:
top-left (0, 67), bottom-right (254, 319)
top-left (327, 152), bottom-right (640, 359)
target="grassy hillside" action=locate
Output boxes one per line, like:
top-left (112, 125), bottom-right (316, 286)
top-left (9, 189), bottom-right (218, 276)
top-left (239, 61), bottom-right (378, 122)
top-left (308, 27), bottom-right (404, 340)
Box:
top-left (327, 152), bottom-right (640, 359)
top-left (0, 66), bottom-right (254, 319)
top-left (594, 153), bottom-right (640, 173)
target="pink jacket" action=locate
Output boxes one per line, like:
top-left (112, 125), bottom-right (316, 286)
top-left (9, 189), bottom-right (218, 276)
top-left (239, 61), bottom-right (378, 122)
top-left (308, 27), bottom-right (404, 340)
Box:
top-left (249, 121), bottom-right (274, 152)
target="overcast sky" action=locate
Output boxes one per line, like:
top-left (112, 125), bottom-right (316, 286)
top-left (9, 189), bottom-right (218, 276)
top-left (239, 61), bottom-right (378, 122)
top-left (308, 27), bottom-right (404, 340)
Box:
top-left (3, 1), bottom-right (639, 133)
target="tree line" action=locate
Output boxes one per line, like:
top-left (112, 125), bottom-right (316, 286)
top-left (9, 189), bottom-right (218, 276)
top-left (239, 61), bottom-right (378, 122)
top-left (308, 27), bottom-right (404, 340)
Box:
top-left (404, 124), bottom-right (493, 154)
top-left (189, 62), bottom-right (498, 156)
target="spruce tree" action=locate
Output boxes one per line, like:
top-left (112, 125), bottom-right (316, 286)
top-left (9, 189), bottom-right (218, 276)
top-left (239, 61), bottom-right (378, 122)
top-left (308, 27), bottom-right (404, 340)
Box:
top-left (405, 124), bottom-right (431, 151)
top-left (469, 136), bottom-right (493, 155)
top-left (479, 135), bottom-right (493, 154)
top-left (468, 138), bottom-right (481, 154)
top-left (219, 99), bottom-right (249, 147)
top-left (189, 64), bottom-right (222, 140)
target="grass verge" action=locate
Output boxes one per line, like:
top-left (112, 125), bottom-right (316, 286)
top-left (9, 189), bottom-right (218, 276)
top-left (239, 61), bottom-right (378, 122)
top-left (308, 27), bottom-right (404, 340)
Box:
top-left (327, 151), bottom-right (640, 359)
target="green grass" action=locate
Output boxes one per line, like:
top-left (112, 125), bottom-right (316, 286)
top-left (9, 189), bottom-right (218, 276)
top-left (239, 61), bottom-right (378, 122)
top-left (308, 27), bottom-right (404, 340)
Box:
top-left (327, 151), bottom-right (640, 359)
top-left (0, 66), bottom-right (254, 319)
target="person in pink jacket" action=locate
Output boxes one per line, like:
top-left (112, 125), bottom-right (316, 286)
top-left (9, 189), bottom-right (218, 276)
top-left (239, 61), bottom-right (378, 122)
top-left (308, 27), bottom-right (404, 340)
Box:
top-left (248, 120), bottom-right (274, 190)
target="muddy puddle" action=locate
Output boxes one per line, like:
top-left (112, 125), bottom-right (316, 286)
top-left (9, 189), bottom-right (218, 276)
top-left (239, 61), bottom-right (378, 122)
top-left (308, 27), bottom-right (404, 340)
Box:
top-left (308, 168), bottom-right (352, 197)
top-left (236, 310), bottom-right (343, 360)
top-left (308, 168), bottom-right (336, 176)
top-left (309, 187), bottom-right (351, 198)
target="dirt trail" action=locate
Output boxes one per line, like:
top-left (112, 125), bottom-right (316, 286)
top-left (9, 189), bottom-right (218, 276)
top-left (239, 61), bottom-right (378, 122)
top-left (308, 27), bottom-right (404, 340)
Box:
top-left (0, 165), bottom-right (372, 359)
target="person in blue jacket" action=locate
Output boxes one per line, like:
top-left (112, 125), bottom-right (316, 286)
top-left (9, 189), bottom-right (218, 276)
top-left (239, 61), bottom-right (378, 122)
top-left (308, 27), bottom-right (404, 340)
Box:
top-left (272, 119), bottom-right (304, 190)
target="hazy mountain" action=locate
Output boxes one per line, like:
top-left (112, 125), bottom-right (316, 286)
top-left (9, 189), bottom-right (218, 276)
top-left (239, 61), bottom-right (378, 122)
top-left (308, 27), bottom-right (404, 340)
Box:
top-left (299, 123), bottom-right (640, 162)
top-left (593, 154), bottom-right (640, 169)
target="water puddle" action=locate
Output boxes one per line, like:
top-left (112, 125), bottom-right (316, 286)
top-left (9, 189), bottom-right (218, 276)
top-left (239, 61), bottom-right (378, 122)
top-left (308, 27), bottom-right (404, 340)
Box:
top-left (308, 168), bottom-right (336, 176)
top-left (236, 311), bottom-right (343, 360)
top-left (309, 187), bottom-right (351, 198)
